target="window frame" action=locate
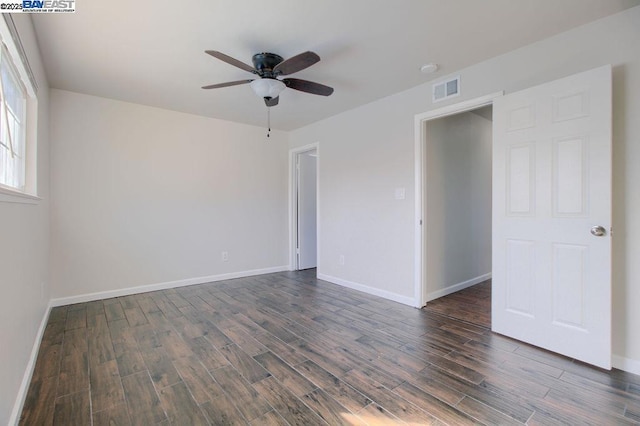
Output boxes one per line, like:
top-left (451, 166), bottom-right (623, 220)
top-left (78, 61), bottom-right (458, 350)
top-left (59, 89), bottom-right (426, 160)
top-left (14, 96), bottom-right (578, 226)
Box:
top-left (0, 16), bottom-right (39, 204)
top-left (0, 44), bottom-right (27, 191)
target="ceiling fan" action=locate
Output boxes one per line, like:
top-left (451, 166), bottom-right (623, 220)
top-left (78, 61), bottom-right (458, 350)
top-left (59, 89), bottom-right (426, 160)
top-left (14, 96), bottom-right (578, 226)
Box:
top-left (202, 50), bottom-right (334, 107)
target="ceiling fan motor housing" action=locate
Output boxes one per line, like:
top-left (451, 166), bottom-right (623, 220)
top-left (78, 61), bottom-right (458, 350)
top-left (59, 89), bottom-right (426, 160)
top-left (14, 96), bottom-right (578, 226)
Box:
top-left (252, 53), bottom-right (284, 77)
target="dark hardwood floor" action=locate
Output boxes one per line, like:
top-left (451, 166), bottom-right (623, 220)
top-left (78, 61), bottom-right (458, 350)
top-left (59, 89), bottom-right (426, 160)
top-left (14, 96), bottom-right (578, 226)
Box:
top-left (426, 280), bottom-right (491, 329)
top-left (20, 270), bottom-right (640, 425)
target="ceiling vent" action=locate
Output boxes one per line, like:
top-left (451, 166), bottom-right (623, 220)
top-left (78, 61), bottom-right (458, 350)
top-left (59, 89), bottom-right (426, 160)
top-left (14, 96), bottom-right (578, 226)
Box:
top-left (432, 76), bottom-right (460, 103)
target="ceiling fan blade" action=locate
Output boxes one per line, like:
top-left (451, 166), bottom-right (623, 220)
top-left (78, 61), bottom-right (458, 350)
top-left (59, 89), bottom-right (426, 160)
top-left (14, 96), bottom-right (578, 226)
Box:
top-left (273, 51), bottom-right (320, 75)
top-left (205, 50), bottom-right (256, 73)
top-left (264, 96), bottom-right (279, 107)
top-left (283, 78), bottom-right (334, 96)
top-left (201, 79), bottom-right (253, 89)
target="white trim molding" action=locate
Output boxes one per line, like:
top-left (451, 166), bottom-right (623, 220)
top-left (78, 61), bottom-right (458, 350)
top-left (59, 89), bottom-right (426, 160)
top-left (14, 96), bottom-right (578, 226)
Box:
top-left (9, 301), bottom-right (52, 426)
top-left (50, 266), bottom-right (289, 307)
top-left (425, 273), bottom-right (491, 302)
top-left (0, 184), bottom-right (41, 204)
top-left (612, 355), bottom-right (640, 376)
top-left (0, 15), bottom-right (37, 96)
top-left (318, 273), bottom-right (416, 307)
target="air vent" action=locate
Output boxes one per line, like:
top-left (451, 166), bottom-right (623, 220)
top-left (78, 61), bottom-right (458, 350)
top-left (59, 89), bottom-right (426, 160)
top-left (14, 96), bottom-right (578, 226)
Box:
top-left (432, 76), bottom-right (460, 103)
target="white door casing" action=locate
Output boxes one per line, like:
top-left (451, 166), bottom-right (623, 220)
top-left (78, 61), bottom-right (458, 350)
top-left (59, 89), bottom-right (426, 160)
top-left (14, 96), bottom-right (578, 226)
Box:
top-left (492, 65), bottom-right (612, 368)
top-left (297, 151), bottom-right (317, 270)
top-left (414, 92), bottom-right (504, 307)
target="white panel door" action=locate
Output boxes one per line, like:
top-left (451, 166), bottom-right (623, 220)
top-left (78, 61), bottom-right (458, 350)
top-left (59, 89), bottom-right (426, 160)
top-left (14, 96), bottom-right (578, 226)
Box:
top-left (297, 151), bottom-right (317, 270)
top-left (492, 65), bottom-right (612, 369)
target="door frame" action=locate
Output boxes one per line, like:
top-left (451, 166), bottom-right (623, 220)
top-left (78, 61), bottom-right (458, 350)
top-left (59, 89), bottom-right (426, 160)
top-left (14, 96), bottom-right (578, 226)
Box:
top-left (413, 92), bottom-right (503, 307)
top-left (289, 142), bottom-right (319, 271)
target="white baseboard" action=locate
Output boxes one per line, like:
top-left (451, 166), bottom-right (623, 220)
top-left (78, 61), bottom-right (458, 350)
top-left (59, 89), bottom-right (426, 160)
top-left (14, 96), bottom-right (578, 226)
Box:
top-left (318, 273), bottom-right (415, 306)
top-left (425, 273), bottom-right (492, 302)
top-left (9, 301), bottom-right (52, 426)
top-left (612, 354), bottom-right (640, 375)
top-left (50, 266), bottom-right (289, 307)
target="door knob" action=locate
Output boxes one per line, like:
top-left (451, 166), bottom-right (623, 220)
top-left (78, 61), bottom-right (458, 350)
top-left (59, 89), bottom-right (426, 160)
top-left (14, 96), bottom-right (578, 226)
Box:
top-left (590, 225), bottom-right (606, 237)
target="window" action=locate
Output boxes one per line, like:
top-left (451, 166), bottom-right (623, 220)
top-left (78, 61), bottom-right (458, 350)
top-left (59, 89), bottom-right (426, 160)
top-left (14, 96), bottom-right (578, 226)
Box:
top-left (0, 44), bottom-right (26, 191)
top-left (0, 15), bottom-right (38, 202)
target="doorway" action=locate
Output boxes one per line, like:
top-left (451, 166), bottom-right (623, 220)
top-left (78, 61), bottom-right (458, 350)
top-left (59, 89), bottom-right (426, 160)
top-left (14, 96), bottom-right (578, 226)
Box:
top-left (415, 66), bottom-right (612, 369)
top-left (422, 106), bottom-right (493, 327)
top-left (414, 93), bottom-right (502, 309)
top-left (289, 144), bottom-right (318, 271)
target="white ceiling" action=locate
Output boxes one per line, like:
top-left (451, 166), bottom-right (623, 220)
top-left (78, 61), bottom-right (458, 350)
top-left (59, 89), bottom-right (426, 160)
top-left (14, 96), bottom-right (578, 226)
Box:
top-left (32, 0), bottom-right (639, 131)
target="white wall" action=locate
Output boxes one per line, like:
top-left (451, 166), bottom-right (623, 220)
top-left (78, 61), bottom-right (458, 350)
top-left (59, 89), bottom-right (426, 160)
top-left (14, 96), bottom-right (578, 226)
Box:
top-left (289, 6), bottom-right (640, 370)
top-left (291, 99), bottom-right (417, 304)
top-left (425, 111), bottom-right (492, 299)
top-left (50, 90), bottom-right (289, 300)
top-left (0, 16), bottom-right (50, 425)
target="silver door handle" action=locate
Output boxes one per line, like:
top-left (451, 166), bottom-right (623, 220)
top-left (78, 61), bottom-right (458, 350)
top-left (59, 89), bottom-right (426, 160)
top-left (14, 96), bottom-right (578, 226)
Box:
top-left (590, 225), bottom-right (606, 237)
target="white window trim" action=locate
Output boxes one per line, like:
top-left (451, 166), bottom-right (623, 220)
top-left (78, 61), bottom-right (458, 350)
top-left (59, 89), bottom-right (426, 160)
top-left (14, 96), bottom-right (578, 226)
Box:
top-left (0, 17), bottom-right (36, 98)
top-left (0, 16), bottom-right (38, 204)
top-left (0, 182), bottom-right (40, 203)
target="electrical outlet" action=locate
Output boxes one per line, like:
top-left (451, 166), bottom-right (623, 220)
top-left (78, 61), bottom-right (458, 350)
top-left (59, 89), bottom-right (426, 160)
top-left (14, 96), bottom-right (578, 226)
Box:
top-left (339, 255), bottom-right (345, 265)
top-left (221, 251), bottom-right (229, 262)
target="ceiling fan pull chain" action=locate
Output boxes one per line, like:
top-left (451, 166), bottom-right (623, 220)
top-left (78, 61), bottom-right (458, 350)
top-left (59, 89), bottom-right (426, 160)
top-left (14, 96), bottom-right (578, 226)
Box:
top-left (267, 107), bottom-right (271, 138)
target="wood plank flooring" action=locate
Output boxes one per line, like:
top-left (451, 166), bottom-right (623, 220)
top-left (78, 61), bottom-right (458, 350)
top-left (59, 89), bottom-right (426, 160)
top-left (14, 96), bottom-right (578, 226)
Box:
top-left (425, 280), bottom-right (491, 328)
top-left (20, 270), bottom-right (640, 425)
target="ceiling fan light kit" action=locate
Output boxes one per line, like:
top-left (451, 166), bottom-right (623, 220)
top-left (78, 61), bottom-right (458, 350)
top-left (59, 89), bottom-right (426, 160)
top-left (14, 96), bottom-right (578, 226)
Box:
top-left (250, 78), bottom-right (286, 99)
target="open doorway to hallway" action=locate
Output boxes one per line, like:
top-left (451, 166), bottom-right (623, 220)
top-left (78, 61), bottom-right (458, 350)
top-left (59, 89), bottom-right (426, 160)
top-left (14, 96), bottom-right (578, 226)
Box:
top-left (422, 105), bottom-right (493, 328)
